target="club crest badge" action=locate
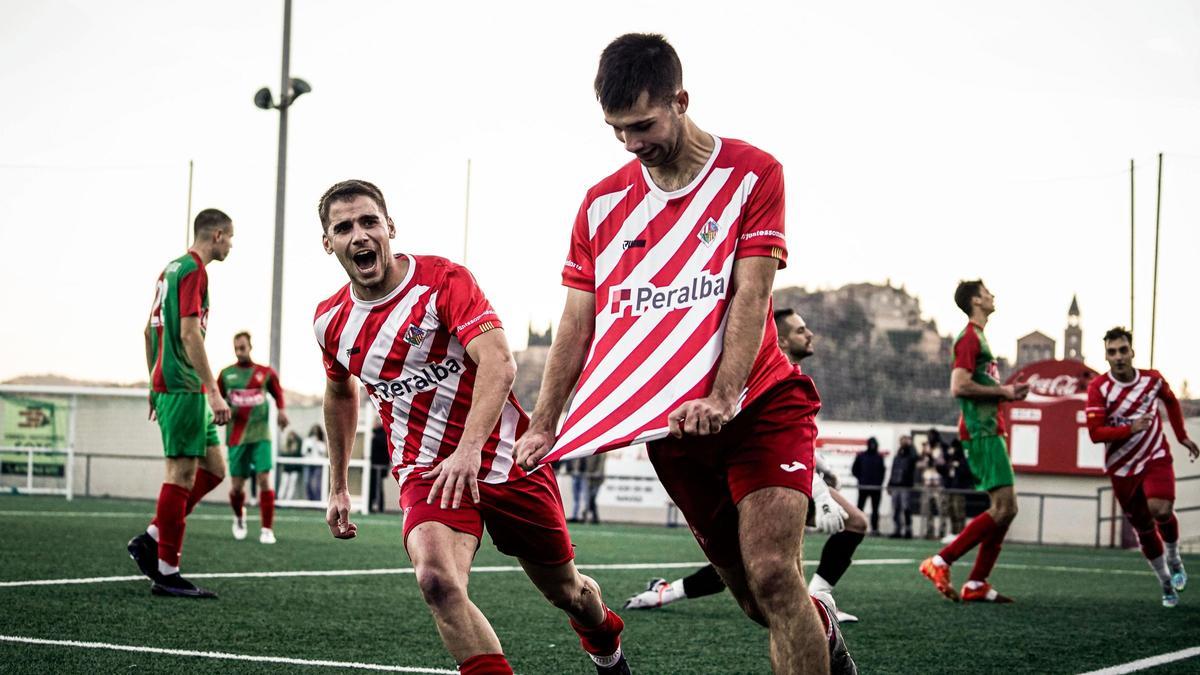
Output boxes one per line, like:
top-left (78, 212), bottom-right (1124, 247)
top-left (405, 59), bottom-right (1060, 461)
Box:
top-left (697, 218), bottom-right (720, 246)
top-left (403, 325), bottom-right (427, 347)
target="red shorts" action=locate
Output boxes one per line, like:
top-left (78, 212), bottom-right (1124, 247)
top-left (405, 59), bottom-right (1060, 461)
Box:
top-left (647, 375), bottom-right (819, 568)
top-left (1111, 454), bottom-right (1176, 517)
top-left (399, 464), bottom-right (574, 566)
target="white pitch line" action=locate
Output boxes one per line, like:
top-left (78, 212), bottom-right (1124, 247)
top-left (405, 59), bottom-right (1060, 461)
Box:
top-left (0, 559), bottom-right (918, 589)
top-left (0, 635), bottom-right (456, 673)
top-left (997, 563), bottom-right (1147, 576)
top-left (1078, 646), bottom-right (1200, 674)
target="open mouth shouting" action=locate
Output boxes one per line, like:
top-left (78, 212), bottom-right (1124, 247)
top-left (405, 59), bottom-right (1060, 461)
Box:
top-left (351, 248), bottom-right (380, 278)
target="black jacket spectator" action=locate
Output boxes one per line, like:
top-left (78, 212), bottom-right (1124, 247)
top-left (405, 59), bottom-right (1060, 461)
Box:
top-left (852, 439), bottom-right (886, 489)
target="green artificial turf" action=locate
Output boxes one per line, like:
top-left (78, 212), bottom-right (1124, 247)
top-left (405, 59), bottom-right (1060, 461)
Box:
top-left (0, 495), bottom-right (1195, 674)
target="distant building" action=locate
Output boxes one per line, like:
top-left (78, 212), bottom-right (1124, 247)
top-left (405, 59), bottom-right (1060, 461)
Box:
top-left (823, 281), bottom-right (945, 360)
top-left (1064, 295), bottom-right (1084, 362)
top-left (1016, 331), bottom-right (1055, 366)
top-left (512, 324), bottom-right (552, 409)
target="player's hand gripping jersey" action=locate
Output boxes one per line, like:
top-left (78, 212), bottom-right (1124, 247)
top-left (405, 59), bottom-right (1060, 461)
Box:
top-left (146, 252), bottom-right (209, 393)
top-left (953, 322), bottom-right (1005, 440)
top-left (218, 363), bottom-right (283, 446)
top-left (548, 138), bottom-right (798, 462)
top-left (313, 255), bottom-right (529, 488)
top-left (1086, 369), bottom-right (1190, 477)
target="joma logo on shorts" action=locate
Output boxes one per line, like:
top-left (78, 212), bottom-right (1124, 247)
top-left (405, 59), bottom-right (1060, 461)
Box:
top-left (366, 358), bottom-right (462, 402)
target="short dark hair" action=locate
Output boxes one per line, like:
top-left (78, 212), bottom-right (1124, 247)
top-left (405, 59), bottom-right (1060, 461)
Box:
top-left (594, 33), bottom-right (683, 112)
top-left (318, 179), bottom-right (389, 230)
top-left (773, 308), bottom-right (796, 324)
top-left (233, 331), bottom-right (251, 343)
top-left (193, 208), bottom-right (231, 237)
top-left (954, 280), bottom-right (985, 315)
top-left (1103, 326), bottom-right (1133, 345)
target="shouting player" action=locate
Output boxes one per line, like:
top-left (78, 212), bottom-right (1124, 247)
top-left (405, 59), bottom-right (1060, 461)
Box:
top-left (314, 180), bottom-right (629, 675)
top-left (127, 208), bottom-right (234, 598)
top-left (920, 280), bottom-right (1028, 603)
top-left (625, 310), bottom-right (869, 624)
top-left (515, 34), bottom-right (854, 674)
top-left (1087, 326), bottom-right (1198, 607)
top-left (218, 331), bottom-right (288, 544)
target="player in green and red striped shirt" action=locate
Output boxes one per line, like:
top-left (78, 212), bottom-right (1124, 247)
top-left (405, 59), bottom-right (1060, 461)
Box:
top-left (218, 331), bottom-right (287, 544)
top-left (920, 280), bottom-right (1029, 604)
top-left (127, 208), bottom-right (234, 599)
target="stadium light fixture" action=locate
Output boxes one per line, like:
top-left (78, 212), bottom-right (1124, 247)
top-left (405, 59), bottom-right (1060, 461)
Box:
top-left (254, 0), bottom-right (310, 379)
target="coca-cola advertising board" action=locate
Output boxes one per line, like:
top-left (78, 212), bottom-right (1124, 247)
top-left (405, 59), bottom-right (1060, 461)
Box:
top-left (1004, 359), bottom-right (1105, 476)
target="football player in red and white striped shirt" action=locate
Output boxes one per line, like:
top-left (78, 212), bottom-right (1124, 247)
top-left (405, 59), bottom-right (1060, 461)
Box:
top-left (1087, 326), bottom-right (1197, 607)
top-left (514, 34), bottom-right (852, 674)
top-left (314, 180), bottom-right (628, 675)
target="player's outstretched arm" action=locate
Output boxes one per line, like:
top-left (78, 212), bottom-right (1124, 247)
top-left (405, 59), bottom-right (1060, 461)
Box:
top-left (1158, 380), bottom-right (1199, 459)
top-left (425, 329), bottom-right (516, 509)
top-left (516, 288), bottom-right (595, 470)
top-left (180, 316), bottom-right (230, 424)
top-left (668, 256), bottom-right (776, 438)
top-left (324, 375), bottom-right (359, 539)
top-left (268, 370), bottom-right (289, 428)
top-left (950, 368), bottom-right (1027, 402)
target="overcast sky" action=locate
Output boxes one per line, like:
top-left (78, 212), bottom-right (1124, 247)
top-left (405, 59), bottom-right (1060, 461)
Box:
top-left (2, 1), bottom-right (1198, 398)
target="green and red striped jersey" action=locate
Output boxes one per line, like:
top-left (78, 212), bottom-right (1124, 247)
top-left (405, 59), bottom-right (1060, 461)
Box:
top-left (146, 252), bottom-right (209, 393)
top-left (218, 362), bottom-right (284, 446)
top-left (953, 322), bottom-right (1005, 440)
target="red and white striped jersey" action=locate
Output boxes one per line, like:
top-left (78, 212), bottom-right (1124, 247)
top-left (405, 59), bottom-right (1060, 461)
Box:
top-left (313, 254), bottom-right (528, 487)
top-left (546, 137), bottom-right (800, 462)
top-left (1086, 369), bottom-right (1190, 477)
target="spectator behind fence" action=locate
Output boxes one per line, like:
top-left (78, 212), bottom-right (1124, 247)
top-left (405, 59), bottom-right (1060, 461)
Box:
top-left (583, 452), bottom-right (608, 524)
top-left (369, 417), bottom-right (390, 513)
top-left (941, 440), bottom-right (974, 538)
top-left (565, 458), bottom-right (588, 523)
top-left (851, 437), bottom-right (885, 536)
top-left (301, 425), bottom-right (327, 501)
top-left (918, 442), bottom-right (947, 539)
top-left (278, 430), bottom-right (303, 500)
top-left (888, 435), bottom-right (917, 538)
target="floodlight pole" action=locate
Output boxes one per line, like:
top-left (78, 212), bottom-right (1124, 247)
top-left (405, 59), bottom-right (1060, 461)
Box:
top-left (1150, 153), bottom-right (1162, 368)
top-left (186, 159), bottom-right (194, 249)
top-left (1128, 159), bottom-right (1134, 338)
top-left (268, 0), bottom-right (293, 377)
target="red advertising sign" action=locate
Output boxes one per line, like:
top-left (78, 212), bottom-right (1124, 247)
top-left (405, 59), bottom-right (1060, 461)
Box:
top-left (1004, 359), bottom-right (1104, 476)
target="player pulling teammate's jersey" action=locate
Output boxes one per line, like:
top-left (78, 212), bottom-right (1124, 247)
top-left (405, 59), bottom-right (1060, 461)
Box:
top-left (147, 252), bottom-right (209, 393)
top-left (217, 362), bottom-right (284, 447)
top-left (953, 322), bottom-right (1005, 440)
top-left (547, 137), bottom-right (801, 462)
top-left (1085, 369), bottom-right (1188, 477)
top-left (313, 254), bottom-right (529, 488)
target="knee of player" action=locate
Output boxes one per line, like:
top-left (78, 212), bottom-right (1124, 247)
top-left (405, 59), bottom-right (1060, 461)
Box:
top-left (845, 509), bottom-right (869, 534)
top-left (1149, 502), bottom-right (1173, 520)
top-left (415, 568), bottom-right (466, 609)
top-left (545, 574), bottom-right (596, 613)
top-left (994, 503), bottom-right (1018, 525)
top-left (744, 553), bottom-right (800, 597)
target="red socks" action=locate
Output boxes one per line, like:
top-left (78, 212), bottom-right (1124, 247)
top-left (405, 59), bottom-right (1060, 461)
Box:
top-left (186, 468), bottom-right (223, 515)
top-left (938, 512), bottom-right (997, 564)
top-left (570, 607), bottom-right (624, 656)
top-left (1137, 525), bottom-right (1164, 560)
top-left (968, 522), bottom-right (1010, 582)
top-left (230, 490), bottom-right (246, 518)
top-left (155, 483), bottom-right (190, 567)
top-left (260, 490), bottom-right (276, 529)
top-left (1157, 514), bottom-right (1179, 544)
top-left (458, 653), bottom-right (512, 675)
